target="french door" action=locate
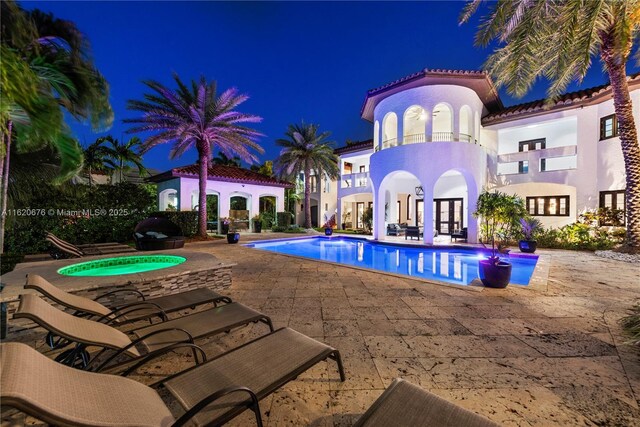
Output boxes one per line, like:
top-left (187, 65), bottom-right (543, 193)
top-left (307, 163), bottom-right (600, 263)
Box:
top-left (434, 198), bottom-right (463, 235)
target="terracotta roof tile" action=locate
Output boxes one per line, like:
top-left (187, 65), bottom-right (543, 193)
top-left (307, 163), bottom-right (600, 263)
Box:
top-left (149, 164), bottom-right (293, 188)
top-left (334, 139), bottom-right (374, 155)
top-left (366, 68), bottom-right (490, 96)
top-left (483, 72), bottom-right (640, 125)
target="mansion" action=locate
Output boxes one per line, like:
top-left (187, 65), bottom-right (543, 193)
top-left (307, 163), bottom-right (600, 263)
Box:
top-left (301, 69), bottom-right (636, 244)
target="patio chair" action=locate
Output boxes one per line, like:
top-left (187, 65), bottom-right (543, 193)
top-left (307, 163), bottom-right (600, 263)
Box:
top-left (24, 273), bottom-right (231, 326)
top-left (354, 378), bottom-right (500, 427)
top-left (451, 227), bottom-right (468, 242)
top-left (13, 293), bottom-right (273, 372)
top-left (46, 232), bottom-right (136, 258)
top-left (405, 226), bottom-right (423, 240)
top-left (1, 329), bottom-right (344, 426)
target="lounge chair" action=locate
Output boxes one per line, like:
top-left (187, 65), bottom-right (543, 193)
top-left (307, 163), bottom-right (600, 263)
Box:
top-left (46, 232), bottom-right (136, 258)
top-left (25, 273), bottom-right (231, 325)
top-left (354, 378), bottom-right (500, 427)
top-left (1, 329), bottom-right (344, 426)
top-left (13, 294), bottom-right (273, 372)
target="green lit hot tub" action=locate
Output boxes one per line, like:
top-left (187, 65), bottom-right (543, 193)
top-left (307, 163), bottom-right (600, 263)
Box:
top-left (57, 255), bottom-right (187, 277)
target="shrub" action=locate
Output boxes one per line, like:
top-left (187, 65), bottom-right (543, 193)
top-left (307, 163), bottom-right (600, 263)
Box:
top-left (5, 182), bottom-right (156, 255)
top-left (276, 211), bottom-right (292, 227)
top-left (620, 303), bottom-right (640, 347)
top-left (261, 211), bottom-right (276, 229)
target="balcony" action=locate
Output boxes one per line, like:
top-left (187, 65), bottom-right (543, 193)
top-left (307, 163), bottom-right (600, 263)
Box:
top-left (497, 145), bottom-right (578, 175)
top-left (375, 133), bottom-right (477, 152)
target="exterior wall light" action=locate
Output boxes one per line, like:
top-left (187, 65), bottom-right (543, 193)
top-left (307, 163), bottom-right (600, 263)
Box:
top-left (415, 186), bottom-right (424, 196)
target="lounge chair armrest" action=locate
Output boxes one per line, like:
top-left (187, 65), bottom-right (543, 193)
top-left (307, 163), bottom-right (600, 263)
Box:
top-left (89, 327), bottom-right (194, 372)
top-left (94, 288), bottom-right (146, 304)
top-left (171, 386), bottom-right (263, 427)
top-left (121, 343), bottom-right (207, 377)
top-left (98, 302), bottom-right (168, 325)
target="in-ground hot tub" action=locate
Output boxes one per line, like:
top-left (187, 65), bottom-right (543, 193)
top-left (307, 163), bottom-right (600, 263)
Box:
top-left (57, 255), bottom-right (187, 277)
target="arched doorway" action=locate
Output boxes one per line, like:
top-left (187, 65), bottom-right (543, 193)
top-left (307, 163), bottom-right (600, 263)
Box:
top-left (377, 170), bottom-right (423, 239)
top-left (382, 112), bottom-right (398, 149)
top-left (432, 170), bottom-right (468, 235)
top-left (403, 105), bottom-right (427, 144)
top-left (159, 189), bottom-right (178, 211)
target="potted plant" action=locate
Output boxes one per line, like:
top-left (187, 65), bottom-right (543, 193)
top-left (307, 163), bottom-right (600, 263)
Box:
top-left (226, 228), bottom-right (240, 243)
top-left (473, 190), bottom-right (525, 288)
top-left (519, 217), bottom-right (541, 253)
top-left (252, 214), bottom-right (263, 233)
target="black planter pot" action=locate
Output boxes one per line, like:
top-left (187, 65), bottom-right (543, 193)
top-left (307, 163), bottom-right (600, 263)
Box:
top-left (518, 240), bottom-right (537, 253)
top-left (221, 224), bottom-right (229, 234)
top-left (478, 259), bottom-right (512, 288)
top-left (227, 232), bottom-right (240, 244)
top-left (325, 228), bottom-right (333, 236)
top-left (254, 222), bottom-right (262, 233)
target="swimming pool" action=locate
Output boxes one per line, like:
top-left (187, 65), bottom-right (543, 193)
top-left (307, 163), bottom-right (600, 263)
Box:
top-left (247, 237), bottom-right (538, 286)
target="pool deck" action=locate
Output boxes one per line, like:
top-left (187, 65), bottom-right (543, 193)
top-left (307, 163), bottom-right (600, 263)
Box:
top-left (6, 232), bottom-right (640, 426)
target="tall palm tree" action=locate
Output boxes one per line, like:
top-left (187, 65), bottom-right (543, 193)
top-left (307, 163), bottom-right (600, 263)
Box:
top-left (274, 123), bottom-right (339, 229)
top-left (125, 74), bottom-right (264, 237)
top-left (0, 0), bottom-right (112, 253)
top-left (98, 136), bottom-right (147, 184)
top-left (460, 0), bottom-right (640, 247)
top-left (212, 152), bottom-right (242, 167)
top-left (82, 138), bottom-right (113, 186)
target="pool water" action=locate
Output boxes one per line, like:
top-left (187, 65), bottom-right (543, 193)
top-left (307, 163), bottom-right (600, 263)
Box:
top-left (58, 255), bottom-right (186, 277)
top-left (248, 237), bottom-right (538, 286)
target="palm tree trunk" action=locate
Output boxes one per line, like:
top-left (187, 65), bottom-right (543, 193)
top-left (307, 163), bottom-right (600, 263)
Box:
top-left (304, 162), bottom-right (312, 229)
top-left (602, 40), bottom-right (640, 247)
top-left (0, 121), bottom-right (12, 254)
top-left (198, 146), bottom-right (211, 238)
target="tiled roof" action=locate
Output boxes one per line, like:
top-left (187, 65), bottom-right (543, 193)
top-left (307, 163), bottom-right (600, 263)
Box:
top-left (366, 68), bottom-right (490, 96)
top-left (148, 164), bottom-right (294, 188)
top-left (334, 139), bottom-right (374, 155)
top-left (361, 68), bottom-right (503, 122)
top-left (483, 72), bottom-right (640, 125)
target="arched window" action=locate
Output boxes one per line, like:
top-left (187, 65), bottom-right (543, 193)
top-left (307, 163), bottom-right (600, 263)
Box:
top-left (432, 103), bottom-right (453, 141)
top-left (403, 106), bottom-right (427, 144)
top-left (382, 112), bottom-right (398, 149)
top-left (374, 120), bottom-right (380, 149)
top-left (159, 189), bottom-right (178, 211)
top-left (459, 105), bottom-right (473, 142)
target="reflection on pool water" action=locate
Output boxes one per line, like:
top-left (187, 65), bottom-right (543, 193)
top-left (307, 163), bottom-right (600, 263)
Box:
top-left (247, 237), bottom-right (538, 286)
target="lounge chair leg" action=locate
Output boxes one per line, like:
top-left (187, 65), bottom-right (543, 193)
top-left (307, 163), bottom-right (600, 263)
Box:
top-left (329, 350), bottom-right (346, 382)
top-left (261, 316), bottom-right (275, 332)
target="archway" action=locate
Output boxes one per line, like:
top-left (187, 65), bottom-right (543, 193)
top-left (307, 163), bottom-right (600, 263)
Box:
top-left (382, 112), bottom-right (398, 148)
top-left (259, 195), bottom-right (277, 228)
top-left (229, 194), bottom-right (250, 231)
top-left (459, 105), bottom-right (473, 142)
top-left (159, 189), bottom-right (178, 211)
top-left (432, 170), bottom-right (469, 236)
top-left (403, 105), bottom-right (427, 144)
top-left (374, 120), bottom-right (380, 150)
top-left (377, 170), bottom-right (423, 239)
top-left (432, 103), bottom-right (453, 141)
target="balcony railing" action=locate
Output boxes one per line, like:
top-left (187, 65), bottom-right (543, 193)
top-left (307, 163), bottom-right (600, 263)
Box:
top-left (376, 132), bottom-right (478, 151)
top-left (341, 172), bottom-right (370, 189)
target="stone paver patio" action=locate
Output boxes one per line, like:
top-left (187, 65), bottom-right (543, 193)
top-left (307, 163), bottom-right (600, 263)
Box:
top-left (5, 232), bottom-right (640, 426)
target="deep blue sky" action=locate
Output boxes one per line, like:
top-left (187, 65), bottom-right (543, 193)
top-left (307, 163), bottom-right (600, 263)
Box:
top-left (24, 1), bottom-right (624, 172)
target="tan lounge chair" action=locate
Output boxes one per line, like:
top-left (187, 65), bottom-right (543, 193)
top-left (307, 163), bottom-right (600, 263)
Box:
top-left (14, 294), bottom-right (273, 372)
top-left (1, 329), bottom-right (345, 426)
top-left (25, 273), bottom-right (231, 325)
top-left (354, 378), bottom-right (500, 427)
top-left (46, 231), bottom-right (136, 258)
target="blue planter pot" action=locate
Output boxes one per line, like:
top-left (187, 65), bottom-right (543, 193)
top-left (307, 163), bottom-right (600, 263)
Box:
top-left (325, 228), bottom-right (333, 236)
top-left (227, 232), bottom-right (240, 244)
top-left (478, 259), bottom-right (512, 288)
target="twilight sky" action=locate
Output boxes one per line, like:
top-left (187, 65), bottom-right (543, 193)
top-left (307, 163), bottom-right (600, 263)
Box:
top-left (23, 1), bottom-right (628, 172)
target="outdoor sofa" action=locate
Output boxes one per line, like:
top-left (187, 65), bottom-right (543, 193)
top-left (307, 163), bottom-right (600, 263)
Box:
top-left (46, 232), bottom-right (136, 258)
top-left (14, 293), bottom-right (273, 372)
top-left (133, 217), bottom-right (185, 251)
top-left (1, 329), bottom-right (345, 426)
top-left (25, 274), bottom-right (231, 327)
top-left (386, 223), bottom-right (405, 236)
